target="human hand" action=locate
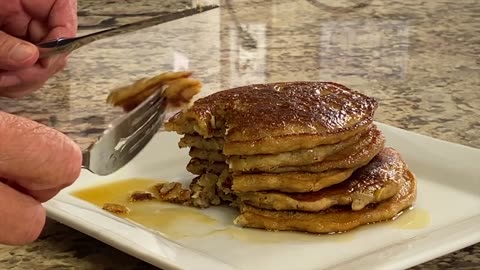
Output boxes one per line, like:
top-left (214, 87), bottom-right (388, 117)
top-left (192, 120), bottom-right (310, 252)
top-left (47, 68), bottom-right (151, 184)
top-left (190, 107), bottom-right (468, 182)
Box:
top-left (0, 0), bottom-right (77, 98)
top-left (0, 111), bottom-right (82, 245)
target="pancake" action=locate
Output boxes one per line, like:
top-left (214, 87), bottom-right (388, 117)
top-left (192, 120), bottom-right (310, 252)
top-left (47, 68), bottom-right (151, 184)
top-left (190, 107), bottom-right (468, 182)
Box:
top-left (237, 148), bottom-right (405, 211)
top-left (227, 127), bottom-right (367, 171)
top-left (186, 128), bottom-right (383, 191)
top-left (183, 127), bottom-right (366, 171)
top-left (189, 173), bottom-right (223, 208)
top-left (189, 148), bottom-right (226, 162)
top-left (186, 158), bottom-right (228, 175)
top-left (234, 165), bottom-right (416, 233)
top-left (232, 168), bottom-right (356, 193)
top-left (166, 81), bottom-right (378, 155)
top-left (179, 134), bottom-right (224, 151)
top-left (189, 170), bottom-right (235, 208)
top-left (267, 127), bottom-right (384, 173)
top-left (161, 81), bottom-right (417, 234)
top-left (216, 170), bottom-right (236, 203)
top-left (107, 71), bottom-right (200, 112)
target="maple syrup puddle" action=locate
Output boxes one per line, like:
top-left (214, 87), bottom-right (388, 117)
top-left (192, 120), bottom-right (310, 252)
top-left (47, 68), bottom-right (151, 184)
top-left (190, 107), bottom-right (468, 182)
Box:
top-left (71, 178), bottom-right (221, 239)
top-left (70, 178), bottom-right (428, 243)
top-left (390, 207), bottom-right (431, 229)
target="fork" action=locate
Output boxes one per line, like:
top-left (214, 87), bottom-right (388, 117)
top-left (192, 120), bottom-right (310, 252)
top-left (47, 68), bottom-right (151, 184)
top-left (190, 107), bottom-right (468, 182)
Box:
top-left (81, 89), bottom-right (167, 176)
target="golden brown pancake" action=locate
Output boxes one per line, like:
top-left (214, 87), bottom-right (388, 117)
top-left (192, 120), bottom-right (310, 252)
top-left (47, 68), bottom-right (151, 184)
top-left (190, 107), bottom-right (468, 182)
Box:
top-left (228, 127), bottom-right (367, 171)
top-left (230, 126), bottom-right (380, 173)
top-left (189, 173), bottom-right (223, 208)
top-left (186, 158), bottom-right (227, 175)
top-left (182, 128), bottom-right (366, 172)
top-left (181, 127), bottom-right (370, 171)
top-left (188, 161), bottom-right (357, 194)
top-left (189, 148), bottom-right (226, 162)
top-left (237, 148), bottom-right (405, 211)
top-left (267, 127), bottom-right (384, 173)
top-left (179, 134), bottom-right (224, 151)
top-left (202, 128), bottom-right (384, 193)
top-left (234, 165), bottom-right (416, 233)
top-left (189, 171), bottom-right (234, 208)
top-left (232, 168), bottom-right (356, 193)
top-left (166, 81), bottom-right (378, 155)
top-left (107, 71), bottom-right (200, 111)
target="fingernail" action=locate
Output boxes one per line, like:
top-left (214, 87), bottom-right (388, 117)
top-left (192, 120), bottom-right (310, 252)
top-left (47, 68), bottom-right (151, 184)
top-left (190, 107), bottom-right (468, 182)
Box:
top-left (9, 44), bottom-right (36, 62)
top-left (0, 74), bottom-right (21, 87)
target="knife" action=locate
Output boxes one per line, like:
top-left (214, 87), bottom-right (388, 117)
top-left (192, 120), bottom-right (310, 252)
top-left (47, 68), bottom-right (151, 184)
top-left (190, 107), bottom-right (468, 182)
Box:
top-left (37, 4), bottom-right (219, 58)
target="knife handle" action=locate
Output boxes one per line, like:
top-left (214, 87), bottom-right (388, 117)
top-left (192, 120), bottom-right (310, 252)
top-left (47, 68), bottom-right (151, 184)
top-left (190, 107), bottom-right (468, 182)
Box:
top-left (36, 4), bottom-right (220, 58)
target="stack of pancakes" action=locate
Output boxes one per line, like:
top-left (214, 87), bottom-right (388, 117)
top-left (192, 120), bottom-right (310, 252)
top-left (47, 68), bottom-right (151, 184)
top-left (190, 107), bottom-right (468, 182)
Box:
top-left (165, 81), bottom-right (416, 233)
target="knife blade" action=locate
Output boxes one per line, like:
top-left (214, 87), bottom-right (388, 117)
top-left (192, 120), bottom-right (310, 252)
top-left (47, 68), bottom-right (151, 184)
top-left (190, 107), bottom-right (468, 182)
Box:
top-left (37, 4), bottom-right (219, 58)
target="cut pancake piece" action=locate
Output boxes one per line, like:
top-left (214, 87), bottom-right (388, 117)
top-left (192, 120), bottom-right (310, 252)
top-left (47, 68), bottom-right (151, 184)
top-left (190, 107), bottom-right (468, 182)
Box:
top-left (234, 164), bottom-right (416, 234)
top-left (238, 148), bottom-right (406, 211)
top-left (228, 127), bottom-right (367, 171)
top-left (189, 173), bottom-right (222, 208)
top-left (189, 148), bottom-right (226, 162)
top-left (179, 134), bottom-right (224, 151)
top-left (107, 71), bottom-right (200, 112)
top-left (186, 158), bottom-right (228, 175)
top-left (166, 81), bottom-right (378, 155)
top-left (232, 168), bottom-right (355, 193)
top-left (216, 170), bottom-right (236, 203)
top-left (268, 127), bottom-right (385, 173)
top-left (190, 171), bottom-right (234, 208)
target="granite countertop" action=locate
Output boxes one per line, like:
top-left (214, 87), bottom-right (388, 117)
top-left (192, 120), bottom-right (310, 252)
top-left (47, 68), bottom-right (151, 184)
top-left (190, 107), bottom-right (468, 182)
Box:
top-left (0, 0), bottom-right (479, 269)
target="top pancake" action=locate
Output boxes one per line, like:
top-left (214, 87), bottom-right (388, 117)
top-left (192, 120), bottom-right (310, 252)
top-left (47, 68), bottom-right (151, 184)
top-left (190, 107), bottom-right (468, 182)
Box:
top-left (166, 81), bottom-right (378, 155)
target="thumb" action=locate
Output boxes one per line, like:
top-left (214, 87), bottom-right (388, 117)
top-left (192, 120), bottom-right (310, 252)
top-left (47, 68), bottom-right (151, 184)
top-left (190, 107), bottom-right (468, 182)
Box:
top-left (0, 111), bottom-right (82, 195)
top-left (0, 31), bottom-right (39, 71)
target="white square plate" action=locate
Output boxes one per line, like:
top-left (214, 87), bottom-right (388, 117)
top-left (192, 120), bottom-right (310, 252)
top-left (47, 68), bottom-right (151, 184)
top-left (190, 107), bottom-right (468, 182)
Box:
top-left (44, 122), bottom-right (480, 270)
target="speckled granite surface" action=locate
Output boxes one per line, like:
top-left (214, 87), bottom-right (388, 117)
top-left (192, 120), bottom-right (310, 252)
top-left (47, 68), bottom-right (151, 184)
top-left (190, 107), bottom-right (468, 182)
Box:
top-left (0, 0), bottom-right (479, 269)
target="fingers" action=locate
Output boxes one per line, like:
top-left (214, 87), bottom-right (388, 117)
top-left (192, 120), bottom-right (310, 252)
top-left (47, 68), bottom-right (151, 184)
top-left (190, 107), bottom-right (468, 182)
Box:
top-left (48, 0), bottom-right (79, 37)
top-left (20, 0), bottom-right (59, 21)
top-left (0, 112), bottom-right (82, 195)
top-left (0, 0), bottom-right (78, 97)
top-left (0, 54), bottom-right (67, 96)
top-left (0, 31), bottom-right (38, 70)
top-left (0, 80), bottom-right (47, 98)
top-left (25, 0), bottom-right (78, 41)
top-left (27, 20), bottom-right (50, 44)
top-left (0, 182), bottom-right (46, 245)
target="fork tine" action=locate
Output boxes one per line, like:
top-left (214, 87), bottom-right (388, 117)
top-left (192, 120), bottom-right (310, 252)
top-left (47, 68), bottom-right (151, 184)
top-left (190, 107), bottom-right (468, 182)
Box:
top-left (82, 89), bottom-right (167, 175)
top-left (129, 95), bottom-right (165, 132)
top-left (108, 90), bottom-right (165, 136)
top-left (122, 109), bottom-right (163, 151)
top-left (114, 109), bottom-right (164, 166)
